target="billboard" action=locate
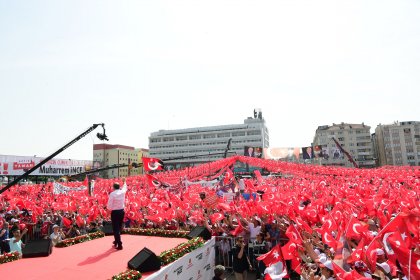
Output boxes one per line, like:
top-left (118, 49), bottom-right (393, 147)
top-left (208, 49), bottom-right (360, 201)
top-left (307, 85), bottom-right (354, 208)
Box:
top-left (244, 146), bottom-right (263, 158)
top-left (0, 155), bottom-right (93, 176)
top-left (264, 147), bottom-right (301, 160)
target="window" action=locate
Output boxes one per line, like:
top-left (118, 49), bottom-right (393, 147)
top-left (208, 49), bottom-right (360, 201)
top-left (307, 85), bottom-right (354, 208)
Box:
top-left (217, 132), bottom-right (231, 138)
top-left (203, 134), bottom-right (216, 139)
top-left (176, 136), bottom-right (187, 141)
top-left (189, 135), bottom-right (201, 140)
top-left (247, 130), bottom-right (261, 136)
top-left (232, 131), bottom-right (246, 137)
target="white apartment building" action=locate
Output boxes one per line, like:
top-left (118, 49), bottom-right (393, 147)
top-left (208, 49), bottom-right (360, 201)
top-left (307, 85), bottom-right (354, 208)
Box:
top-left (312, 122), bottom-right (376, 168)
top-left (148, 110), bottom-right (269, 169)
top-left (374, 121), bottom-right (420, 166)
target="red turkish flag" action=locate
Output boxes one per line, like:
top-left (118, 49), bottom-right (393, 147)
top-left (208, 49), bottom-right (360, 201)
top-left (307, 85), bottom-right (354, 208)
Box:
top-left (345, 216), bottom-right (368, 239)
top-left (62, 217), bottom-right (72, 228)
top-left (142, 157), bottom-right (164, 172)
top-left (76, 215), bottom-right (85, 228)
top-left (295, 216), bottom-right (312, 233)
top-left (257, 244), bottom-right (287, 279)
top-left (321, 229), bottom-right (338, 249)
top-left (285, 225), bottom-right (302, 245)
top-left (257, 244), bottom-right (284, 266)
top-left (230, 223), bottom-right (244, 236)
top-left (281, 240), bottom-right (298, 260)
top-left (223, 168), bottom-right (234, 185)
top-left (209, 213), bottom-right (224, 225)
top-left (146, 174), bottom-right (162, 188)
top-left (364, 239), bottom-right (381, 273)
top-left (387, 232), bottom-right (420, 279)
top-left (347, 237), bottom-right (365, 264)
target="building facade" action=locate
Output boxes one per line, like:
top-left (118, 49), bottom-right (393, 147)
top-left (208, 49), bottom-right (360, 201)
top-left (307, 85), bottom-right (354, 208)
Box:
top-left (374, 121), bottom-right (420, 166)
top-left (93, 144), bottom-right (148, 178)
top-left (312, 122), bottom-right (376, 168)
top-left (148, 110), bottom-right (269, 169)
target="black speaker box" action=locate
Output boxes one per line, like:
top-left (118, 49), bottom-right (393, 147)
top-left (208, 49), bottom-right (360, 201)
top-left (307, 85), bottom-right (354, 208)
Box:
top-left (22, 239), bottom-right (52, 258)
top-left (128, 247), bottom-right (161, 272)
top-left (187, 226), bottom-right (211, 240)
top-left (102, 221), bottom-right (113, 235)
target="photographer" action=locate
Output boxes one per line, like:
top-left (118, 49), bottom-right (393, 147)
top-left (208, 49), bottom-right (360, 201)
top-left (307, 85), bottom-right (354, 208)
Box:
top-left (232, 236), bottom-right (252, 280)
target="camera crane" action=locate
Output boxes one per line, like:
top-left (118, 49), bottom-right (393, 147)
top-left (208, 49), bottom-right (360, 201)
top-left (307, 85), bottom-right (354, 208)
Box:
top-left (0, 123), bottom-right (108, 194)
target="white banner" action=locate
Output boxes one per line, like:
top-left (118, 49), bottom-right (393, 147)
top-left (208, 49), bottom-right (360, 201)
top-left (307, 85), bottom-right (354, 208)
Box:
top-left (53, 182), bottom-right (87, 195)
top-left (0, 155), bottom-right (92, 176)
top-left (146, 237), bottom-right (216, 280)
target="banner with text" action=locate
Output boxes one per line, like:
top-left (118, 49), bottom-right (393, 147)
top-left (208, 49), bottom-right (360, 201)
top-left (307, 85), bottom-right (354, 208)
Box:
top-left (147, 238), bottom-right (216, 280)
top-left (0, 155), bottom-right (92, 176)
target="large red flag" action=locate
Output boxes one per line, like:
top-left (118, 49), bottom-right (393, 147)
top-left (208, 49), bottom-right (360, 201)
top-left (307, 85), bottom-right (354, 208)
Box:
top-left (142, 157), bottom-right (164, 172)
top-left (257, 244), bottom-right (287, 279)
top-left (388, 233), bottom-right (420, 279)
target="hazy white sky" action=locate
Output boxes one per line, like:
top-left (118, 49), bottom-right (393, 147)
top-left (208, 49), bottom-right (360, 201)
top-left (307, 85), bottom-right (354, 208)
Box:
top-left (1, 0), bottom-right (419, 160)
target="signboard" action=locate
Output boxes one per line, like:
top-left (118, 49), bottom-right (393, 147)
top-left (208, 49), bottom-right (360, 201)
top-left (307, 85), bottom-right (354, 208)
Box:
top-left (244, 146), bottom-right (263, 158)
top-left (0, 155), bottom-right (92, 176)
top-left (263, 147), bottom-right (301, 160)
top-left (147, 238), bottom-right (215, 280)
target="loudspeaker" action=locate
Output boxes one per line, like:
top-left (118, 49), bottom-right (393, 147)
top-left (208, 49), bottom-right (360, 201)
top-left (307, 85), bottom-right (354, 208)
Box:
top-left (22, 239), bottom-right (52, 258)
top-left (128, 247), bottom-right (161, 272)
top-left (187, 226), bottom-right (211, 240)
top-left (102, 221), bottom-right (113, 235)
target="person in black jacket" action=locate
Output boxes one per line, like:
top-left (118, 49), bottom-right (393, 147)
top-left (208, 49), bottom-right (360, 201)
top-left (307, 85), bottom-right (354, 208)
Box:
top-left (232, 236), bottom-right (252, 280)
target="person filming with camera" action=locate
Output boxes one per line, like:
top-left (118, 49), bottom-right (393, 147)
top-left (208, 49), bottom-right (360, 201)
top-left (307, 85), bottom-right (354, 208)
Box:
top-left (232, 236), bottom-right (253, 280)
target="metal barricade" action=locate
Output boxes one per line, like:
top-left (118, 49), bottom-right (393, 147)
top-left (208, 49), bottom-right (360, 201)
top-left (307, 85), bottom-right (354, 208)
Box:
top-left (214, 236), bottom-right (235, 269)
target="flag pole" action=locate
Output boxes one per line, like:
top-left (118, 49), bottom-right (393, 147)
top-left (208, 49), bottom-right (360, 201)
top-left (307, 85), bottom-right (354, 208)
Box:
top-left (408, 249), bottom-right (412, 280)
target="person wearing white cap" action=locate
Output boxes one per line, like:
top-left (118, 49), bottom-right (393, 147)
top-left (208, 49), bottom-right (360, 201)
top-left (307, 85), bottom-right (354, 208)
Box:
top-left (319, 260), bottom-right (335, 279)
top-left (49, 224), bottom-right (65, 246)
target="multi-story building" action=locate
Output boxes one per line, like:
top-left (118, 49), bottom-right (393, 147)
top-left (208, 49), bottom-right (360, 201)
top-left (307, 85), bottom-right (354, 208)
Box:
top-left (93, 144), bottom-right (148, 178)
top-left (312, 122), bottom-right (376, 168)
top-left (148, 110), bottom-right (269, 169)
top-left (374, 121), bottom-right (420, 166)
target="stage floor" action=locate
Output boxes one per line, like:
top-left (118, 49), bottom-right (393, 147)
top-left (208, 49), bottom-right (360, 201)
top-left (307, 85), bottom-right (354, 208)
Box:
top-left (1, 235), bottom-right (187, 280)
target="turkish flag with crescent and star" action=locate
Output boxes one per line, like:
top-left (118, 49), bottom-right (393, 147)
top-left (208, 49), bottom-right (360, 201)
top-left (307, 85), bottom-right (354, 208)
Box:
top-left (257, 244), bottom-right (287, 279)
top-left (142, 157), bottom-right (164, 172)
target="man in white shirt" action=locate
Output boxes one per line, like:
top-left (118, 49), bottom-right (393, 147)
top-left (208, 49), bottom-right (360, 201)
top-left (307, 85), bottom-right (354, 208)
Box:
top-left (107, 178), bottom-right (127, 250)
top-left (9, 228), bottom-right (28, 258)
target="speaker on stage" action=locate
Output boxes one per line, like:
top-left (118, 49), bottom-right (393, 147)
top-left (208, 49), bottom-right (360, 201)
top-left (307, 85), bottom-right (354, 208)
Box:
top-left (22, 239), bottom-right (52, 258)
top-left (187, 226), bottom-right (211, 240)
top-left (128, 247), bottom-right (161, 272)
top-left (102, 221), bottom-right (113, 235)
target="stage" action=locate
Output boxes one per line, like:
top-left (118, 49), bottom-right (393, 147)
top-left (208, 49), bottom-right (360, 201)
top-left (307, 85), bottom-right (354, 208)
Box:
top-left (1, 235), bottom-right (187, 280)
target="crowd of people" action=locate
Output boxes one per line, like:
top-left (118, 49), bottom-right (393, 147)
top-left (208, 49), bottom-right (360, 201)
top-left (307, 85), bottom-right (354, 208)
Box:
top-left (0, 156), bottom-right (419, 280)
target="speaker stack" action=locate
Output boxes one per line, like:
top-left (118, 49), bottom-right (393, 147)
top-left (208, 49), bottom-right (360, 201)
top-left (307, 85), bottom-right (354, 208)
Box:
top-left (101, 221), bottom-right (113, 235)
top-left (128, 247), bottom-right (161, 272)
top-left (22, 239), bottom-right (52, 258)
top-left (187, 226), bottom-right (211, 240)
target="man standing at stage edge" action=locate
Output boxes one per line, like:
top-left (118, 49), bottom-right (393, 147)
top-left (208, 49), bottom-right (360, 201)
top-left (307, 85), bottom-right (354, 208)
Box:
top-left (107, 178), bottom-right (127, 250)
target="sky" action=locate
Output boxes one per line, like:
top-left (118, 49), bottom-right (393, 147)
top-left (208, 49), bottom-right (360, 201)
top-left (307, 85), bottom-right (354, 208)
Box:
top-left (0, 0), bottom-right (419, 160)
